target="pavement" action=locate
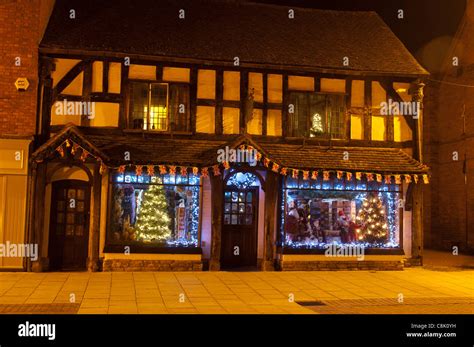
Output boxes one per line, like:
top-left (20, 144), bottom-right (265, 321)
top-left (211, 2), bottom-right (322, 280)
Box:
top-left (0, 267), bottom-right (472, 314)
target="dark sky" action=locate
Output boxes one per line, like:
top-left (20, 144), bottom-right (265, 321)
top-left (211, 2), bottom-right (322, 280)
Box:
top-left (254, 0), bottom-right (466, 73)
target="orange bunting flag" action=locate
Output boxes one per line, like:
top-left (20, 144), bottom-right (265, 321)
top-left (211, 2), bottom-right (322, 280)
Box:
top-left (413, 174), bottom-right (419, 184)
top-left (292, 169), bottom-right (299, 179)
top-left (212, 165), bottom-right (221, 176)
top-left (311, 171), bottom-right (318, 180)
top-left (158, 165), bottom-right (167, 175)
top-left (422, 174), bottom-right (429, 184)
top-left (223, 161), bottom-right (230, 170)
top-left (281, 167), bottom-right (288, 176)
top-left (376, 174), bottom-right (382, 183)
top-left (65, 139), bottom-right (71, 148)
top-left (263, 158), bottom-right (270, 167)
top-left (135, 165), bottom-right (143, 176)
top-left (395, 174), bottom-right (402, 184)
top-left (384, 175), bottom-right (392, 184)
top-left (346, 172), bottom-right (352, 181)
top-left (147, 165), bottom-right (155, 176)
top-left (303, 170), bottom-right (310, 180)
top-left (118, 165), bottom-right (126, 174)
top-left (169, 166), bottom-right (176, 175)
top-left (192, 167), bottom-right (199, 176)
top-left (56, 145), bottom-right (65, 158)
top-left (337, 171), bottom-right (343, 180)
top-left (80, 149), bottom-right (89, 162)
top-left (323, 171), bottom-right (330, 181)
top-left (272, 163), bottom-right (280, 173)
top-left (71, 143), bottom-right (79, 155)
top-left (366, 173), bottom-right (374, 182)
top-left (355, 172), bottom-right (362, 181)
top-left (201, 167), bottom-right (209, 178)
top-left (180, 166), bottom-right (188, 177)
top-left (404, 174), bottom-right (412, 184)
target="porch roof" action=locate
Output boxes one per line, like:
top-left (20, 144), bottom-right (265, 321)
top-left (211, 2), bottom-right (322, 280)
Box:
top-left (81, 131), bottom-right (428, 174)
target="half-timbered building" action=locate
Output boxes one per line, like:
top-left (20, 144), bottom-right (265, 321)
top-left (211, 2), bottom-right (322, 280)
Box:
top-left (29, 0), bottom-right (430, 272)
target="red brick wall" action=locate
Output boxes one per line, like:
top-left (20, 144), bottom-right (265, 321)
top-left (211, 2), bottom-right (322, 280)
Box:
top-left (423, 0), bottom-right (474, 253)
top-left (0, 0), bottom-right (43, 137)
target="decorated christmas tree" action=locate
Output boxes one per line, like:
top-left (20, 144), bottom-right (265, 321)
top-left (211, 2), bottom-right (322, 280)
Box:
top-left (355, 194), bottom-right (388, 243)
top-left (135, 180), bottom-right (171, 242)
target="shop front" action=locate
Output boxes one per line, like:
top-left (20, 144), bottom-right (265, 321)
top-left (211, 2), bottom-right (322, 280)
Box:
top-left (28, 127), bottom-right (429, 272)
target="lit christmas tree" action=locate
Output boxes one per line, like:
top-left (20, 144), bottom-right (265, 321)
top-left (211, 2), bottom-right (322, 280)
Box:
top-left (135, 178), bottom-right (171, 242)
top-left (310, 112), bottom-right (324, 136)
top-left (355, 194), bottom-right (388, 243)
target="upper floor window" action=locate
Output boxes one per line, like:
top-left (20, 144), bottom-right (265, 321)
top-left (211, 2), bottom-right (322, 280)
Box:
top-left (288, 92), bottom-right (346, 139)
top-left (129, 82), bottom-right (190, 132)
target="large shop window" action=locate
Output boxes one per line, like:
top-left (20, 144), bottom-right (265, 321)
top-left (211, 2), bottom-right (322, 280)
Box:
top-left (108, 172), bottom-right (200, 248)
top-left (288, 93), bottom-right (345, 139)
top-left (281, 175), bottom-right (401, 249)
top-left (128, 82), bottom-right (190, 132)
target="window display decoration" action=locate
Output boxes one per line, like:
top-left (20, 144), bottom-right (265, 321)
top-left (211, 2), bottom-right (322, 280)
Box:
top-left (281, 175), bottom-right (401, 249)
top-left (111, 172), bottom-right (200, 247)
top-left (355, 194), bottom-right (388, 243)
top-left (135, 177), bottom-right (172, 241)
top-left (226, 172), bottom-right (259, 189)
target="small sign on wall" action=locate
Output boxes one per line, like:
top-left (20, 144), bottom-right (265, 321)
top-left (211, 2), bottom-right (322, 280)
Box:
top-left (15, 78), bottom-right (29, 91)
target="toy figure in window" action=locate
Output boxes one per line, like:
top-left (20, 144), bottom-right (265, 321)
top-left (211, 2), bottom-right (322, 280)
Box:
top-left (348, 220), bottom-right (362, 243)
top-left (297, 203), bottom-right (311, 240)
top-left (310, 217), bottom-right (325, 243)
top-left (121, 185), bottom-right (136, 225)
top-left (336, 210), bottom-right (350, 243)
top-left (285, 201), bottom-right (300, 242)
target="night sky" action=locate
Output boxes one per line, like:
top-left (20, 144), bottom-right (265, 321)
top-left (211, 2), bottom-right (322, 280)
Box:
top-left (255, 0), bottom-right (466, 73)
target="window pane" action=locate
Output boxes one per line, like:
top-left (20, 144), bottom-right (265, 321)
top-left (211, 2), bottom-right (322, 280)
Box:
top-left (169, 84), bottom-right (189, 131)
top-left (108, 174), bottom-right (200, 247)
top-left (149, 84), bottom-right (168, 131)
top-left (282, 185), bottom-right (400, 249)
top-left (130, 83), bottom-right (148, 129)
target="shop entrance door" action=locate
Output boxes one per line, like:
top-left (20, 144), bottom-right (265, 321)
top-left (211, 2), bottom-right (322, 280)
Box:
top-left (49, 180), bottom-right (90, 270)
top-left (221, 187), bottom-right (258, 268)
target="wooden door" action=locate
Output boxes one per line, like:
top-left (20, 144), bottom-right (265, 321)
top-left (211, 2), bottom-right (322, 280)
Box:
top-left (221, 188), bottom-right (258, 268)
top-left (49, 180), bottom-right (90, 270)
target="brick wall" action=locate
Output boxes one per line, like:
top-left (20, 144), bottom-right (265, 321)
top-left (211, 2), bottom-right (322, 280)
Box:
top-left (0, 0), bottom-right (53, 137)
top-left (423, 1), bottom-right (474, 252)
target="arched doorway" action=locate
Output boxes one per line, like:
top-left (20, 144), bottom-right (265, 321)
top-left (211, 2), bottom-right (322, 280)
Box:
top-left (221, 171), bottom-right (262, 269)
top-left (48, 179), bottom-right (91, 270)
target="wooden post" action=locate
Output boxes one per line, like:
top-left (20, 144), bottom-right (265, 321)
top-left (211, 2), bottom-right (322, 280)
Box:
top-left (411, 183), bottom-right (423, 263)
top-left (410, 81), bottom-right (425, 162)
top-left (282, 75), bottom-right (289, 137)
top-left (215, 69), bottom-right (223, 135)
top-left (364, 79), bottom-right (372, 141)
top-left (31, 163), bottom-right (48, 272)
top-left (87, 164), bottom-right (102, 271)
top-left (209, 174), bottom-right (223, 271)
top-left (262, 171), bottom-right (279, 271)
top-left (189, 68), bottom-right (197, 133)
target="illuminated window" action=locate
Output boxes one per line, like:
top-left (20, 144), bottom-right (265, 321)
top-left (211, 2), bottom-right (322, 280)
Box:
top-left (281, 175), bottom-right (401, 249)
top-left (288, 92), bottom-right (345, 139)
top-left (129, 82), bottom-right (189, 132)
